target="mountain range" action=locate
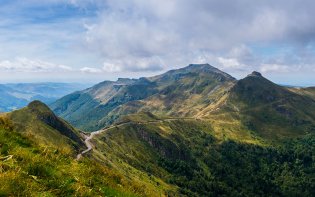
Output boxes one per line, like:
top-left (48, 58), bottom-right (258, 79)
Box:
top-left (50, 64), bottom-right (236, 131)
top-left (0, 83), bottom-right (90, 112)
top-left (1, 64), bottom-right (314, 196)
top-left (50, 64), bottom-right (315, 139)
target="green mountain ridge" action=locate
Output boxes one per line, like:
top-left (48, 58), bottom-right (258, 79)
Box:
top-left (51, 77), bottom-right (159, 131)
top-left (221, 71), bottom-right (315, 140)
top-left (1, 100), bottom-right (84, 153)
top-left (51, 64), bottom-right (237, 131)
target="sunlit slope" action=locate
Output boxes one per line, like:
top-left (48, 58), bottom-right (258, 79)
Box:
top-left (0, 121), bottom-right (144, 196)
top-left (214, 72), bottom-right (315, 140)
top-left (51, 78), bottom-right (158, 131)
top-left (1, 100), bottom-right (85, 153)
top-left (0, 101), bottom-right (151, 196)
top-left (92, 113), bottom-right (314, 196)
top-left (289, 86), bottom-right (315, 101)
top-left (104, 64), bottom-right (235, 119)
top-left (51, 64), bottom-right (236, 131)
top-left (108, 70), bottom-right (315, 142)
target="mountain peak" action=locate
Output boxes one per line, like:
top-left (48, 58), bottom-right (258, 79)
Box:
top-left (185, 63), bottom-right (217, 71)
top-left (179, 63), bottom-right (236, 80)
top-left (26, 100), bottom-right (83, 147)
top-left (187, 63), bottom-right (212, 68)
top-left (28, 100), bottom-right (51, 113)
top-left (248, 71), bottom-right (263, 77)
top-left (116, 78), bottom-right (136, 84)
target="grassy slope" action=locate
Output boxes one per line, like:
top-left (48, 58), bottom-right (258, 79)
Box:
top-left (51, 64), bottom-right (236, 131)
top-left (2, 101), bottom-right (84, 154)
top-left (99, 64), bottom-right (236, 130)
top-left (0, 120), bottom-right (142, 196)
top-left (211, 73), bottom-right (315, 141)
top-left (288, 87), bottom-right (315, 101)
top-left (51, 78), bottom-right (158, 131)
top-left (0, 101), bottom-right (153, 196)
top-left (92, 114), bottom-right (314, 196)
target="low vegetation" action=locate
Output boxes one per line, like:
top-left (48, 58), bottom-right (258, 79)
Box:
top-left (0, 106), bottom-right (144, 196)
top-left (93, 117), bottom-right (315, 196)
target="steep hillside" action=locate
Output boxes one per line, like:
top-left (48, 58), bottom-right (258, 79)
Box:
top-left (289, 86), bottom-right (315, 101)
top-left (0, 101), bottom-right (150, 196)
top-left (91, 113), bottom-right (314, 196)
top-left (51, 78), bottom-right (158, 131)
top-left (51, 64), bottom-right (236, 131)
top-left (216, 72), bottom-right (315, 140)
top-left (2, 100), bottom-right (85, 153)
top-left (104, 64), bottom-right (235, 120)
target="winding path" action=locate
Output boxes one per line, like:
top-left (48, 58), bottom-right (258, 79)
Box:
top-left (76, 117), bottom-right (196, 160)
top-left (76, 123), bottom-right (129, 160)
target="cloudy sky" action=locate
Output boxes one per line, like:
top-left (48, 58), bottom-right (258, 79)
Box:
top-left (0, 0), bottom-right (315, 85)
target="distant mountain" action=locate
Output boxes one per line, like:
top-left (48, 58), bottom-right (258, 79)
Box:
top-left (0, 84), bottom-right (28, 112)
top-left (50, 78), bottom-right (156, 131)
top-left (217, 71), bottom-right (315, 140)
top-left (51, 64), bottom-right (236, 131)
top-left (0, 82), bottom-right (90, 112)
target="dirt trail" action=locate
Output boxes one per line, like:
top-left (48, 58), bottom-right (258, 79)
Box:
top-left (76, 118), bottom-right (196, 160)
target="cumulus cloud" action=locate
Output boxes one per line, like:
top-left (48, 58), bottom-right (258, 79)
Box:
top-left (102, 56), bottom-right (164, 72)
top-left (259, 64), bottom-right (290, 73)
top-left (218, 57), bottom-right (246, 70)
top-left (82, 0), bottom-right (315, 73)
top-left (80, 66), bottom-right (102, 73)
top-left (0, 57), bottom-right (73, 72)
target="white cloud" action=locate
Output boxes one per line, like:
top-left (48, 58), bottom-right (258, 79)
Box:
top-left (80, 66), bottom-right (102, 73)
top-left (81, 0), bottom-right (315, 73)
top-left (103, 56), bottom-right (164, 73)
top-left (0, 57), bottom-right (73, 72)
top-left (259, 64), bottom-right (290, 73)
top-left (218, 57), bottom-right (246, 70)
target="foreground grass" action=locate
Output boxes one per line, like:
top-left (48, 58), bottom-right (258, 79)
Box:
top-left (0, 120), bottom-right (142, 197)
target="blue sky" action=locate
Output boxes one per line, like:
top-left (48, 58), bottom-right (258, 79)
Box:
top-left (0, 0), bottom-right (315, 86)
